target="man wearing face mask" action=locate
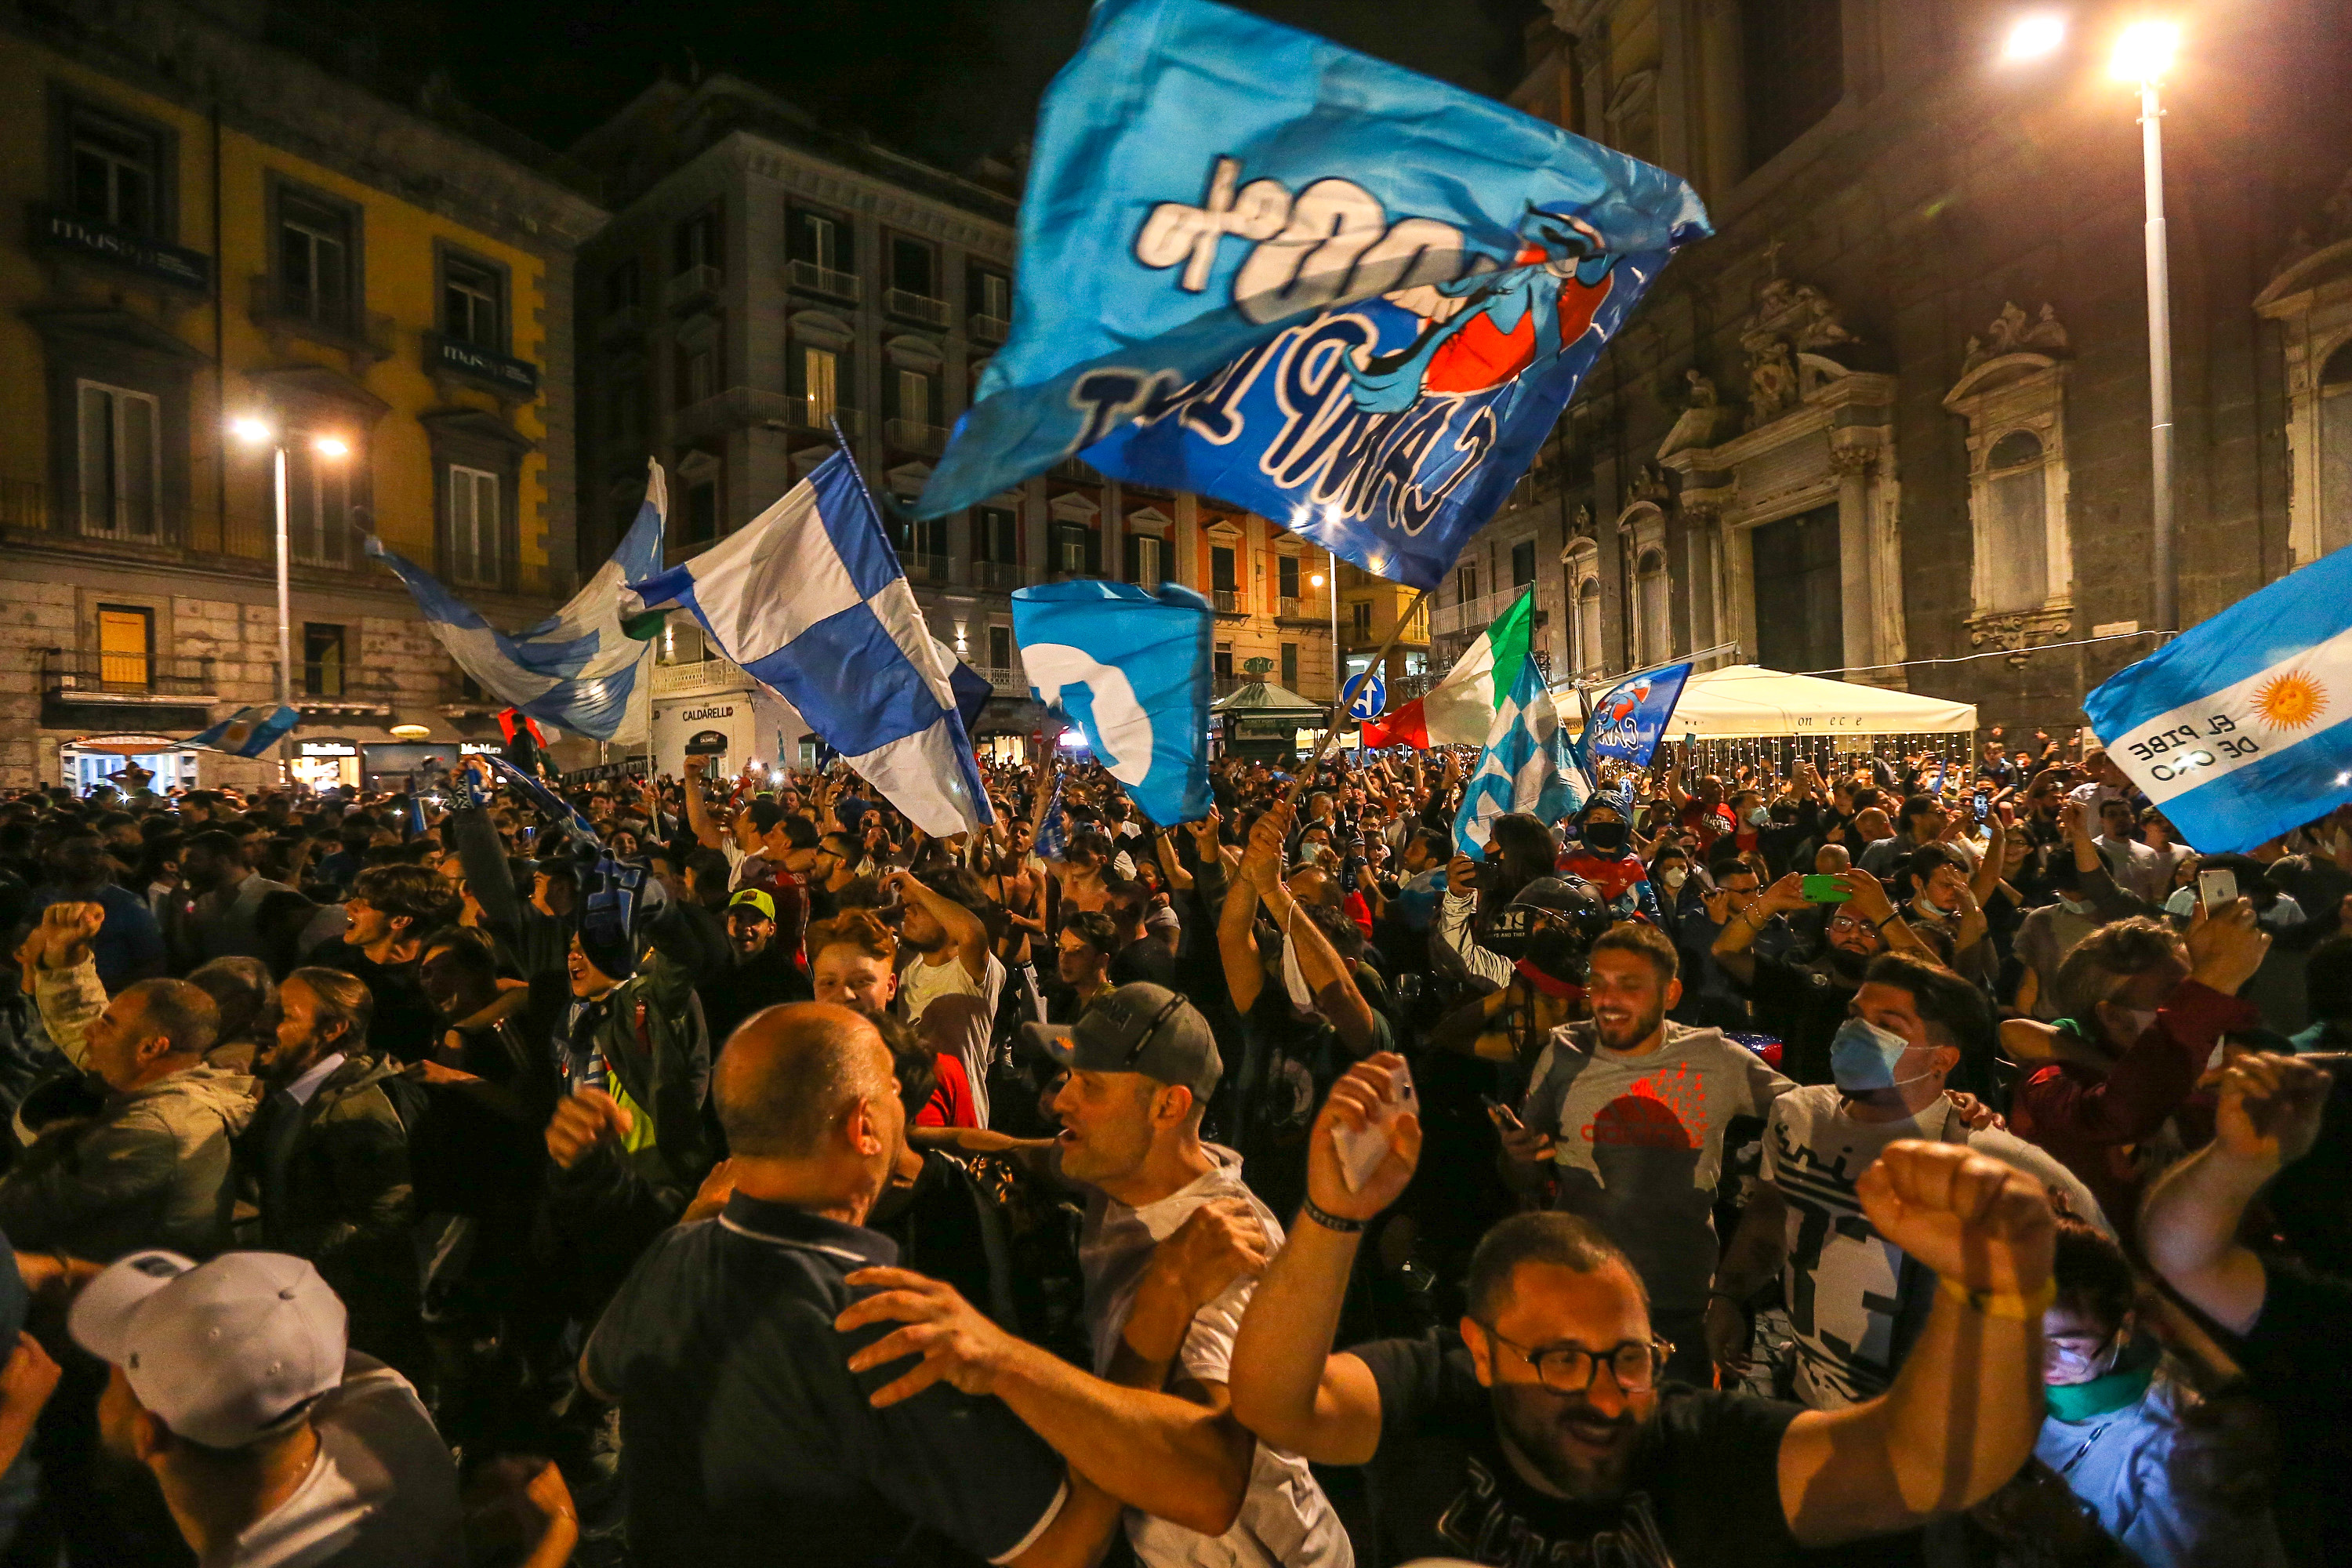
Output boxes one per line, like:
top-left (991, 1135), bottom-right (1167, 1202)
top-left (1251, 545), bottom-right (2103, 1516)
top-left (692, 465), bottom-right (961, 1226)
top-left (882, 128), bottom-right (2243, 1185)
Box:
top-left (1556, 800), bottom-right (1661, 924)
top-left (1708, 953), bottom-right (2100, 1405)
top-left (1713, 870), bottom-right (1936, 1086)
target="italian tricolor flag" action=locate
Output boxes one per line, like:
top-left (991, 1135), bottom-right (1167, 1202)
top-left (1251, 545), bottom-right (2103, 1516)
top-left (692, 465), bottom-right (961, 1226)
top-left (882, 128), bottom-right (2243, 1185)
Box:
top-left (1362, 588), bottom-right (1534, 748)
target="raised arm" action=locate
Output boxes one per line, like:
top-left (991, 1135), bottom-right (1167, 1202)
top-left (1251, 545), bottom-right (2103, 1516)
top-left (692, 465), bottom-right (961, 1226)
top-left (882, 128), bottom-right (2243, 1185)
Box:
top-left (1217, 815), bottom-right (1268, 1018)
top-left (887, 869), bottom-right (989, 982)
top-left (1969, 812), bottom-right (2007, 905)
top-left (1245, 811), bottom-right (1377, 1054)
top-left (1775, 1142), bottom-right (2055, 1545)
top-left (2140, 1051), bottom-right (2330, 1334)
top-left (679, 756), bottom-right (728, 851)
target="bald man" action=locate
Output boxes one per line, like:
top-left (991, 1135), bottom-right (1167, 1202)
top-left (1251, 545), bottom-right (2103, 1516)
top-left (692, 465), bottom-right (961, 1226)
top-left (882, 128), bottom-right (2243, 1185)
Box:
top-left (579, 1004), bottom-right (1121, 1566)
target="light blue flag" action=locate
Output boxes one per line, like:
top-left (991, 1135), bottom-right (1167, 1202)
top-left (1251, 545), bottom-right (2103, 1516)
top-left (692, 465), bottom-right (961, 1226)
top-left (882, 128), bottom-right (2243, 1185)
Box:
top-left (2085, 544), bottom-right (2352, 853)
top-left (1012, 581), bottom-right (1213, 826)
top-left (622, 452), bottom-right (994, 837)
top-left (1455, 655), bottom-right (1588, 857)
top-left (1578, 662), bottom-right (1691, 772)
top-left (914, 0), bottom-right (1710, 590)
top-left (366, 461), bottom-right (667, 742)
top-left (187, 704), bottom-right (299, 758)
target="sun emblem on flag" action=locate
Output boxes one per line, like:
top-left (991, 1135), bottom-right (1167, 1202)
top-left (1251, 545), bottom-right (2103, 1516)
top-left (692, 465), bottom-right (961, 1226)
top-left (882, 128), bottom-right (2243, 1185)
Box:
top-left (2254, 670), bottom-right (2328, 730)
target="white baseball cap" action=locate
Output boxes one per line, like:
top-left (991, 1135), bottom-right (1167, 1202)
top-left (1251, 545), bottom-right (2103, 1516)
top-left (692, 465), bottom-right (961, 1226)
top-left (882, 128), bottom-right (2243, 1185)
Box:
top-left (69, 1250), bottom-right (347, 1449)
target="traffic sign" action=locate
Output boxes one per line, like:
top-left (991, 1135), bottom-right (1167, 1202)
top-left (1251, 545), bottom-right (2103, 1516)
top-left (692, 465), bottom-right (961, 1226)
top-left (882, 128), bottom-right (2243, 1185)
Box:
top-left (1343, 670), bottom-right (1387, 722)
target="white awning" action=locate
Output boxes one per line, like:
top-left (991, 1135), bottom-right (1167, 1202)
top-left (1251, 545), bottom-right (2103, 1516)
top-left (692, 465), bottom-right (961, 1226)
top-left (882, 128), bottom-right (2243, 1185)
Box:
top-left (1559, 665), bottom-right (1976, 739)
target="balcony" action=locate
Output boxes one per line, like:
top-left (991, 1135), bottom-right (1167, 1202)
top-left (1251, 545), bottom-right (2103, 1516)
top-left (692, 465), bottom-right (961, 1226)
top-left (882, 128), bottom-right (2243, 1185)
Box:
top-left (972, 559), bottom-right (1025, 591)
top-left (786, 260), bottom-right (862, 302)
top-left (884, 288), bottom-right (949, 327)
top-left (1275, 595), bottom-right (1331, 624)
top-left (29, 202), bottom-right (209, 292)
top-left (249, 275), bottom-right (393, 362)
top-left (1211, 589), bottom-right (1243, 615)
top-left (1428, 588), bottom-right (1526, 638)
top-left (885, 419), bottom-right (949, 456)
top-left (597, 304), bottom-right (647, 343)
top-left (898, 551), bottom-right (953, 586)
top-left (969, 312), bottom-right (1010, 344)
top-left (650, 658), bottom-right (753, 698)
top-left (981, 665), bottom-right (1027, 695)
top-left (664, 264), bottom-right (723, 312)
top-left (42, 648), bottom-right (217, 703)
top-left (424, 332), bottom-right (539, 399)
top-left (298, 670), bottom-right (397, 717)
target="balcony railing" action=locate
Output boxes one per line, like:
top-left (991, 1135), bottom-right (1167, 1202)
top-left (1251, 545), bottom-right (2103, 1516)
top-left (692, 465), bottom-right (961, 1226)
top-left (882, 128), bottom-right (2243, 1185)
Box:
top-left (981, 665), bottom-right (1027, 695)
top-left (42, 648), bottom-right (217, 701)
top-left (884, 419), bottom-right (949, 456)
top-left (665, 264), bottom-right (723, 311)
top-left (969, 312), bottom-right (1010, 344)
top-left (972, 559), bottom-right (1025, 591)
top-left (1211, 589), bottom-right (1243, 615)
top-left (898, 551), bottom-right (953, 585)
top-left (786, 260), bottom-right (862, 301)
top-left (1428, 587), bottom-right (1526, 638)
top-left (884, 289), bottom-right (949, 327)
top-left (649, 659), bottom-right (753, 697)
top-left (296, 671), bottom-right (397, 713)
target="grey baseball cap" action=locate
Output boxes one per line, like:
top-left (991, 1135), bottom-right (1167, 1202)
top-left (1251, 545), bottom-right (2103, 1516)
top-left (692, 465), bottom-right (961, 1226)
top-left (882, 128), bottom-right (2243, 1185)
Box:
top-left (1018, 982), bottom-right (1222, 1099)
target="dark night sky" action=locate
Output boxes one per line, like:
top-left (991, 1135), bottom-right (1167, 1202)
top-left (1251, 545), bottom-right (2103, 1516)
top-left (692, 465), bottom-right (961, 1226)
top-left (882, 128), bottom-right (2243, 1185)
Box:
top-left (419, 0), bottom-right (1542, 172)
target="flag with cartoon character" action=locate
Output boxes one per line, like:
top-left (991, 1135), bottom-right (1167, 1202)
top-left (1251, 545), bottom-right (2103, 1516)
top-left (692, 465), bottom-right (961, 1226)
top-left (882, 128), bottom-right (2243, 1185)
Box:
top-left (915, 0), bottom-right (1711, 590)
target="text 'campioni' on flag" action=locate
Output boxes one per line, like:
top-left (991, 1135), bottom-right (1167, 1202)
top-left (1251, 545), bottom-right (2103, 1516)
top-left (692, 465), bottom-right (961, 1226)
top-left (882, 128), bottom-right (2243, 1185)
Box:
top-left (2085, 542), bottom-right (2352, 854)
top-left (913, 0), bottom-right (1709, 591)
top-left (621, 451), bottom-right (994, 837)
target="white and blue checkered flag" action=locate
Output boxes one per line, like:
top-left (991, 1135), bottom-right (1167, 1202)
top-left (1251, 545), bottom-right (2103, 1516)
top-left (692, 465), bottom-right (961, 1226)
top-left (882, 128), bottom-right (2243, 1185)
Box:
top-left (622, 451), bottom-right (995, 837)
top-left (1454, 654), bottom-right (1588, 857)
top-left (368, 460), bottom-right (667, 741)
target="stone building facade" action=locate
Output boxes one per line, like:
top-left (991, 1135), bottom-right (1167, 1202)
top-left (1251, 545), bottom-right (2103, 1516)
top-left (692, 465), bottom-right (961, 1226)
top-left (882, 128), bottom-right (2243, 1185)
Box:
top-left (1437, 0), bottom-right (2350, 736)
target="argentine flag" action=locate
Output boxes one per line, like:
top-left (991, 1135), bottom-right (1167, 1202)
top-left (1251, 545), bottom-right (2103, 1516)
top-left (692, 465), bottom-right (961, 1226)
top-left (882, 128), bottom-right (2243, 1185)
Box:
top-left (188, 704), bottom-right (299, 757)
top-left (622, 452), bottom-right (994, 837)
top-left (1454, 655), bottom-right (1588, 856)
top-left (2086, 545), bottom-right (2352, 854)
top-left (366, 461), bottom-right (668, 742)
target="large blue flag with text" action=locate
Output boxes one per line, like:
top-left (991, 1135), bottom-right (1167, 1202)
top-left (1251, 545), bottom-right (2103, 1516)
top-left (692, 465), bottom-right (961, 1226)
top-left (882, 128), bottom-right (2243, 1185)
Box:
top-left (914, 0), bottom-right (1709, 590)
top-left (1577, 662), bottom-right (1691, 772)
top-left (2085, 545), bottom-right (2352, 854)
top-left (1455, 656), bottom-right (1588, 856)
top-left (1012, 581), bottom-right (1212, 826)
top-left (368, 461), bottom-right (666, 741)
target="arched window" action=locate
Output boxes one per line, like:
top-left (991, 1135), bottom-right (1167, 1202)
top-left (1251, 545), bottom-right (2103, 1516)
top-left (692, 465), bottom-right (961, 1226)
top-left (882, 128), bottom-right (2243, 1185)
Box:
top-left (1981, 428), bottom-right (2049, 612)
top-left (2322, 341), bottom-right (2352, 555)
top-left (1635, 549), bottom-right (1671, 666)
top-left (1576, 576), bottom-right (1602, 675)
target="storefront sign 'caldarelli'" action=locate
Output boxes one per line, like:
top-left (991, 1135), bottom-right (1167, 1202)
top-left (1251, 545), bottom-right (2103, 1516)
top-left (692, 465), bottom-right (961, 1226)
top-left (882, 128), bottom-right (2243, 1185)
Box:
top-left (915, 0), bottom-right (1710, 592)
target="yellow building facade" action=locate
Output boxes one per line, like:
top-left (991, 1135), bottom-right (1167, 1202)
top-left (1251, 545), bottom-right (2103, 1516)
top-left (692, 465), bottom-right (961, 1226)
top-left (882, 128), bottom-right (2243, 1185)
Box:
top-left (0, 0), bottom-right (603, 790)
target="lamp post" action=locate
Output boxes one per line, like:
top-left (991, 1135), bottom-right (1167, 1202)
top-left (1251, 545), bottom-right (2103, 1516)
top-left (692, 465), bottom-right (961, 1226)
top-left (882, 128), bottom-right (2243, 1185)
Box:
top-left (229, 418), bottom-right (349, 782)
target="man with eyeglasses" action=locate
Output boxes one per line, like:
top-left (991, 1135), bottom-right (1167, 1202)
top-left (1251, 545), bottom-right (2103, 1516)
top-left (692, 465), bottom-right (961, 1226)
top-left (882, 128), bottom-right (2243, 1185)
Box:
top-left (1227, 1054), bottom-right (2060, 1567)
top-left (1713, 869), bottom-right (1934, 1087)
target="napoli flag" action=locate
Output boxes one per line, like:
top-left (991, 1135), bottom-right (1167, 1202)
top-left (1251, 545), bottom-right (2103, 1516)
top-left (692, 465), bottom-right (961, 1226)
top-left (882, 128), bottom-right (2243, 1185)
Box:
top-left (2085, 549), bottom-right (2352, 854)
top-left (1455, 656), bottom-right (1588, 856)
top-left (1012, 581), bottom-right (1212, 826)
top-left (1579, 662), bottom-right (1691, 771)
top-left (623, 452), bottom-right (993, 837)
top-left (913, 0), bottom-right (1708, 590)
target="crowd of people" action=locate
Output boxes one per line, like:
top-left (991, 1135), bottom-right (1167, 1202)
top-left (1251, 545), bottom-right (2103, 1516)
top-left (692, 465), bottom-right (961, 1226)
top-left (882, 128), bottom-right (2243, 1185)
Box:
top-left (0, 722), bottom-right (2343, 1566)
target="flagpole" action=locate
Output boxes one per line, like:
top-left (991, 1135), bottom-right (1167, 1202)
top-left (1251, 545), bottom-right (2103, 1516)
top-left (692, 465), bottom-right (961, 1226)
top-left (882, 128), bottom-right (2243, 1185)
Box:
top-left (1279, 584), bottom-right (1434, 813)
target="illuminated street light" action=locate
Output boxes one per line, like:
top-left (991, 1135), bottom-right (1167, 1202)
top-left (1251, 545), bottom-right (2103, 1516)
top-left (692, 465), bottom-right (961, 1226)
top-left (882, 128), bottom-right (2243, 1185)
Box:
top-left (313, 434), bottom-right (351, 459)
top-left (229, 415), bottom-right (274, 445)
top-left (226, 415), bottom-right (354, 779)
top-left (1308, 572), bottom-right (1326, 588)
top-left (2110, 20), bottom-right (2179, 82)
top-left (2002, 13), bottom-right (2066, 61)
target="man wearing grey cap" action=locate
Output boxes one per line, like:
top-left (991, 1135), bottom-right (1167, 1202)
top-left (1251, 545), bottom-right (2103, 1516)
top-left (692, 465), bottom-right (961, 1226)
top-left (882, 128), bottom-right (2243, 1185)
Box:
top-left (71, 1249), bottom-right (468, 1567)
top-left (851, 982), bottom-right (1352, 1566)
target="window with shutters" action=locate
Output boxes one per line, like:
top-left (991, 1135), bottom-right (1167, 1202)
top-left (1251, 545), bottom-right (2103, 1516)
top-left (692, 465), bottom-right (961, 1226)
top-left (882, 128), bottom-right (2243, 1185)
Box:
top-left (895, 368), bottom-right (932, 426)
top-left (1510, 537), bottom-right (1537, 586)
top-left (1278, 554), bottom-right (1300, 601)
top-left (287, 437), bottom-right (353, 567)
top-left (1210, 546), bottom-right (1237, 593)
top-left (1457, 563), bottom-right (1480, 604)
top-left (1945, 337), bottom-right (2071, 617)
top-left (96, 605), bottom-right (151, 690)
top-left (448, 464), bottom-right (503, 587)
top-left (441, 252), bottom-right (504, 351)
top-left (975, 506), bottom-right (1019, 563)
top-left (68, 105), bottom-right (159, 234)
top-left (803, 347), bottom-right (840, 425)
top-left (1281, 642), bottom-right (1299, 688)
top-left (278, 188), bottom-right (354, 328)
top-left (76, 379), bottom-right (159, 539)
top-left (987, 624), bottom-right (1013, 670)
top-left (303, 622), bottom-right (346, 697)
top-left (1352, 600), bottom-right (1373, 638)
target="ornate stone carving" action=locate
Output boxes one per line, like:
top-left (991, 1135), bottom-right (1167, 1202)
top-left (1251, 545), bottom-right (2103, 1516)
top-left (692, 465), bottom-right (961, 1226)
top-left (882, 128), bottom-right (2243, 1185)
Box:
top-left (1959, 302), bottom-right (2069, 375)
top-left (1744, 338), bottom-right (1798, 428)
top-left (1658, 368), bottom-right (1733, 458)
top-left (1630, 463), bottom-right (1671, 505)
top-left (1967, 607), bottom-right (2074, 668)
top-left (1574, 501), bottom-right (1595, 535)
top-left (1737, 267), bottom-right (1860, 430)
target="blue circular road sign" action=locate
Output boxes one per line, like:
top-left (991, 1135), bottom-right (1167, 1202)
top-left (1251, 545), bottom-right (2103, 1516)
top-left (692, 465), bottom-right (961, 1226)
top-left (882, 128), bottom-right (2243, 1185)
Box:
top-left (1343, 670), bottom-right (1388, 722)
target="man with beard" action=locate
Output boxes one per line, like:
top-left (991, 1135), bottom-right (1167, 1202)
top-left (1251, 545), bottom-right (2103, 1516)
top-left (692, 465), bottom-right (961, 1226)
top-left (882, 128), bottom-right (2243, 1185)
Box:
top-left (702, 888), bottom-right (814, 1046)
top-left (313, 865), bottom-right (459, 1065)
top-left (848, 982), bottom-right (1352, 1566)
top-left (1227, 1054), bottom-right (2062, 1568)
top-left (1706, 953), bottom-right (2102, 1405)
top-left (243, 967), bottom-right (422, 1377)
top-left (887, 867), bottom-right (1004, 1128)
top-left (1500, 924), bottom-right (1793, 1385)
top-left (1712, 868), bottom-right (1935, 1087)
top-left (177, 829), bottom-right (293, 966)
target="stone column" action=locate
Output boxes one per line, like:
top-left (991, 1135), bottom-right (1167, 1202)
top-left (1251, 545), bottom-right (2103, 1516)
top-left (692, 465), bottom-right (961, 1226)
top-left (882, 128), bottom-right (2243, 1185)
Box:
top-left (1831, 446), bottom-right (1877, 678)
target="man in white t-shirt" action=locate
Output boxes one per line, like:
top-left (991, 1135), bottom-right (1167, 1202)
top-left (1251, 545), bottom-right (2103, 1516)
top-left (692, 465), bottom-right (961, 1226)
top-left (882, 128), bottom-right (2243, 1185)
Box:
top-left (72, 1248), bottom-right (471, 1568)
top-left (888, 867), bottom-right (1007, 1128)
top-left (1709, 952), bottom-right (2106, 1409)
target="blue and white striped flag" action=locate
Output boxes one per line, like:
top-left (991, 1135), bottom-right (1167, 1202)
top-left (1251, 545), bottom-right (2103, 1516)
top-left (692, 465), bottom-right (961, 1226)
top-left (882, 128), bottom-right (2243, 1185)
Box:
top-left (187, 704), bottom-right (299, 757)
top-left (622, 452), bottom-right (995, 837)
top-left (1454, 655), bottom-right (1588, 857)
top-left (1036, 771), bottom-right (1069, 860)
top-left (2085, 546), bottom-right (2352, 853)
top-left (366, 461), bottom-right (668, 742)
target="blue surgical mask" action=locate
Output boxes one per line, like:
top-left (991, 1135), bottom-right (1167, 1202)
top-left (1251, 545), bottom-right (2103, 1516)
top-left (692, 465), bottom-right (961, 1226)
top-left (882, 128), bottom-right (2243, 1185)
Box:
top-left (1829, 1016), bottom-right (1933, 1093)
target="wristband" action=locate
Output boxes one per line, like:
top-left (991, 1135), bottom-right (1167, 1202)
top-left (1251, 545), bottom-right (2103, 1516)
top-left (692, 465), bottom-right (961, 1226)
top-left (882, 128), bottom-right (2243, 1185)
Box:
top-left (1937, 1276), bottom-right (2057, 1320)
top-left (1301, 1196), bottom-right (1367, 1235)
top-left (1876, 912), bottom-right (1904, 931)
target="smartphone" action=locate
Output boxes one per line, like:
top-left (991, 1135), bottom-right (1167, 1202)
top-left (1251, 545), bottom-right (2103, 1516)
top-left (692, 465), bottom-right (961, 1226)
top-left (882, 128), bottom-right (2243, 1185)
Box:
top-left (1973, 791), bottom-right (1990, 823)
top-left (1800, 873), bottom-right (1853, 903)
top-left (2198, 866), bottom-right (2238, 910)
top-left (1480, 1094), bottom-right (1523, 1131)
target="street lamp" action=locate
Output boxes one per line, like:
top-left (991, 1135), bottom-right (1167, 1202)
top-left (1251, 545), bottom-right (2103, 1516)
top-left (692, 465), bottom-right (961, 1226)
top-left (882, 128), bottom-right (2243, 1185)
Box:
top-left (2112, 20), bottom-right (2182, 630)
top-left (2002, 13), bottom-right (2066, 61)
top-left (229, 418), bottom-right (352, 780)
top-left (1309, 566), bottom-right (1338, 703)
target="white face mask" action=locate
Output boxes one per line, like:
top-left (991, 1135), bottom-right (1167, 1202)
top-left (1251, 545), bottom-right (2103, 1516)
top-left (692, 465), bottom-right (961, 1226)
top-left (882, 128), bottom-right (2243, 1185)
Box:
top-left (1280, 907), bottom-right (1316, 1013)
top-left (1660, 866), bottom-right (1689, 891)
